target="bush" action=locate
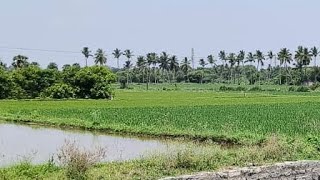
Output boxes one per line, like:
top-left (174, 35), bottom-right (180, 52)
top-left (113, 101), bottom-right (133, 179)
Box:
top-left (296, 86), bottom-right (309, 92)
top-left (235, 86), bottom-right (247, 91)
top-left (57, 141), bottom-right (106, 180)
top-left (219, 86), bottom-right (235, 91)
top-left (41, 83), bottom-right (76, 99)
top-left (248, 86), bottom-right (262, 91)
top-left (309, 83), bottom-right (320, 91)
top-left (288, 86), bottom-right (296, 92)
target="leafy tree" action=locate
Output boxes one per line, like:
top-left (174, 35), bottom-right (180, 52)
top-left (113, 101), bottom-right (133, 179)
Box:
top-left (47, 62), bottom-right (58, 70)
top-left (42, 83), bottom-right (75, 99)
top-left (94, 49), bottom-right (107, 66)
top-left (12, 55), bottom-right (29, 69)
top-left (74, 66), bottom-right (116, 99)
top-left (82, 47), bottom-right (92, 67)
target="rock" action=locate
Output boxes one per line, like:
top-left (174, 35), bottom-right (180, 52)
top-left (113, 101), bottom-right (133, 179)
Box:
top-left (160, 161), bottom-right (320, 180)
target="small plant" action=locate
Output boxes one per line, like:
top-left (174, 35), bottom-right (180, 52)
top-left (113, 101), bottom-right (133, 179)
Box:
top-left (288, 86), bottom-right (296, 92)
top-left (248, 86), bottom-right (262, 91)
top-left (296, 86), bottom-right (309, 92)
top-left (57, 140), bottom-right (106, 180)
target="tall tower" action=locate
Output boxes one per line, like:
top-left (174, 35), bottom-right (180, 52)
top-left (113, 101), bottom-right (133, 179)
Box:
top-left (191, 48), bottom-right (195, 69)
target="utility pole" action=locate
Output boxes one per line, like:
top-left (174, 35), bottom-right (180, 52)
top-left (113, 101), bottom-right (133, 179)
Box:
top-left (191, 48), bottom-right (195, 69)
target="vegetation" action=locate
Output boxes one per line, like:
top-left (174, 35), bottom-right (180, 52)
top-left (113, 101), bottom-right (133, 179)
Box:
top-left (0, 58), bottom-right (116, 99)
top-left (0, 89), bottom-right (319, 144)
top-left (0, 136), bottom-right (319, 180)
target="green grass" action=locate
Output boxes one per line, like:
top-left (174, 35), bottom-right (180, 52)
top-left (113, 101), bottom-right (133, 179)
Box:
top-left (0, 89), bottom-right (320, 144)
top-left (1, 136), bottom-right (319, 180)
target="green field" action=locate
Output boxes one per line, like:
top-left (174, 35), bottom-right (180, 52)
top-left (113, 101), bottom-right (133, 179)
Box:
top-left (0, 87), bottom-right (320, 144)
top-left (1, 85), bottom-right (320, 179)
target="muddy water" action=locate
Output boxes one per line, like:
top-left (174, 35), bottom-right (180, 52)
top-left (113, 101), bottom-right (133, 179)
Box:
top-left (0, 123), bottom-right (179, 167)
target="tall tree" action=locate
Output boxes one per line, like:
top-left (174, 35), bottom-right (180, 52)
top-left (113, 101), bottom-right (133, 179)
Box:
top-left (207, 55), bottom-right (216, 83)
top-left (254, 50), bottom-right (265, 85)
top-left (112, 48), bottom-right (122, 69)
top-left (277, 48), bottom-right (292, 85)
top-left (236, 50), bottom-right (245, 84)
top-left (311, 46), bottom-right (319, 67)
top-left (94, 49), bottom-right (107, 66)
top-left (123, 50), bottom-right (134, 85)
top-left (159, 52), bottom-right (170, 82)
top-left (81, 47), bottom-right (92, 67)
top-left (267, 51), bottom-right (275, 83)
top-left (136, 56), bottom-right (147, 83)
top-left (227, 53), bottom-right (236, 84)
top-left (146, 53), bottom-right (158, 86)
top-left (169, 55), bottom-right (179, 83)
top-left (218, 51), bottom-right (226, 83)
top-left (311, 46), bottom-right (319, 81)
top-left (294, 46), bottom-right (312, 83)
top-left (181, 57), bottom-right (191, 83)
top-left (199, 59), bottom-right (207, 84)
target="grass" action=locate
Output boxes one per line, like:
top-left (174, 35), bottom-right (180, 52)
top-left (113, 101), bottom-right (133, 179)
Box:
top-left (1, 136), bottom-right (319, 180)
top-left (0, 86), bottom-right (320, 144)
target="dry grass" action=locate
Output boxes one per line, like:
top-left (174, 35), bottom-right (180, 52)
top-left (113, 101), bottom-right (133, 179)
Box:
top-left (57, 140), bottom-right (106, 180)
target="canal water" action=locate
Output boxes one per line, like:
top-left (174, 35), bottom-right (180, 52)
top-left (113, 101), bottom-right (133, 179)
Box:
top-left (0, 122), bottom-right (179, 167)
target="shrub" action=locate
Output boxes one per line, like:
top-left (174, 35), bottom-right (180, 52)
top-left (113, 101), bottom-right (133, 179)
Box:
top-left (219, 86), bottom-right (235, 91)
top-left (57, 141), bottom-right (106, 180)
top-left (309, 83), bottom-right (320, 91)
top-left (41, 83), bottom-right (76, 99)
top-left (235, 86), bottom-right (247, 91)
top-left (288, 86), bottom-right (296, 92)
top-left (296, 86), bottom-right (309, 92)
top-left (248, 86), bottom-right (262, 91)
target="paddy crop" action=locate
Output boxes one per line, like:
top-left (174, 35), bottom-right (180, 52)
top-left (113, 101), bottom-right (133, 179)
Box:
top-left (0, 91), bottom-right (319, 144)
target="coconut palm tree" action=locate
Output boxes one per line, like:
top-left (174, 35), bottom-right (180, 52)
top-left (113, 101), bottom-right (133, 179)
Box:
top-left (112, 48), bottom-right (122, 69)
top-left (146, 53), bottom-right (158, 86)
top-left (169, 55), bottom-right (179, 83)
top-left (294, 46), bottom-right (312, 83)
top-left (199, 59), bottom-right (207, 84)
top-left (181, 57), bottom-right (191, 82)
top-left (267, 51), bottom-right (274, 83)
top-left (245, 52), bottom-right (255, 84)
top-left (207, 55), bottom-right (216, 83)
top-left (136, 56), bottom-right (147, 83)
top-left (227, 53), bottom-right (236, 84)
top-left (311, 47), bottom-right (319, 81)
top-left (124, 59), bottom-right (133, 85)
top-left (159, 52), bottom-right (170, 82)
top-left (0, 59), bottom-right (6, 69)
top-left (94, 49), bottom-right (107, 66)
top-left (12, 55), bottom-right (29, 69)
top-left (254, 50), bottom-right (265, 85)
top-left (81, 47), bottom-right (92, 67)
top-left (311, 47), bottom-right (319, 67)
top-left (218, 51), bottom-right (226, 82)
top-left (277, 48), bottom-right (292, 85)
top-left (236, 50), bottom-right (245, 84)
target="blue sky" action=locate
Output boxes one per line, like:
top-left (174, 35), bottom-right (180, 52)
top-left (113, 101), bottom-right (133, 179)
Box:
top-left (0, 0), bottom-right (319, 68)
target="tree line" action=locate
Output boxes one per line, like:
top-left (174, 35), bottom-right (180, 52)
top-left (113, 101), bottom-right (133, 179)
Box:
top-left (90, 46), bottom-right (320, 88)
top-left (0, 55), bottom-right (115, 99)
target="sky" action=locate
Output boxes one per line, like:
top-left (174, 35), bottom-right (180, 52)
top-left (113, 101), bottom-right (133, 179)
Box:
top-left (0, 0), bottom-right (320, 68)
